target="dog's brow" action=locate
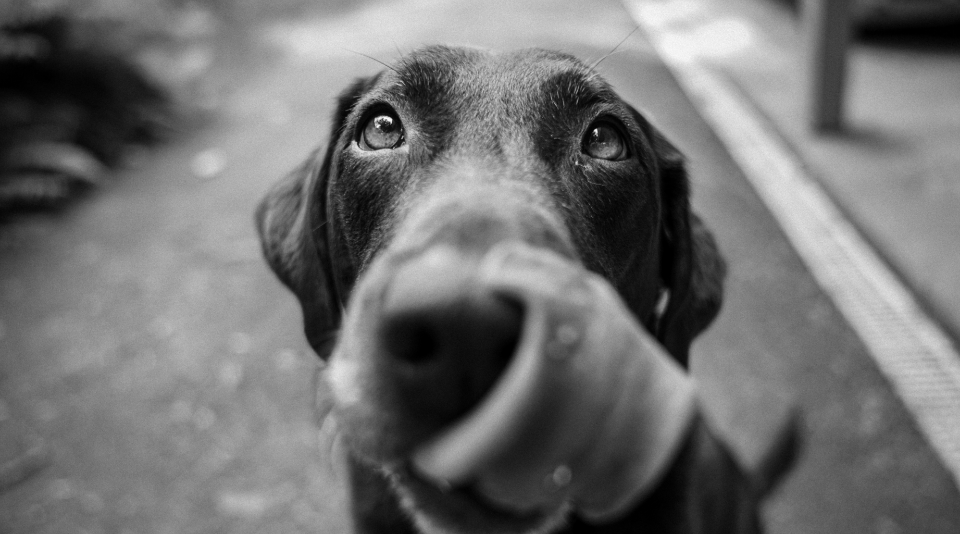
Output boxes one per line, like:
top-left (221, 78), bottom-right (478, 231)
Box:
top-left (541, 70), bottom-right (613, 111)
top-left (392, 55), bottom-right (463, 103)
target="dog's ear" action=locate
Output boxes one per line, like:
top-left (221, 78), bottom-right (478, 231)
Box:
top-left (255, 76), bottom-right (378, 358)
top-left (633, 110), bottom-right (726, 366)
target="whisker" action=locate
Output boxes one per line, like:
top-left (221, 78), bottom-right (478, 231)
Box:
top-left (589, 26), bottom-right (640, 72)
top-left (344, 48), bottom-right (399, 73)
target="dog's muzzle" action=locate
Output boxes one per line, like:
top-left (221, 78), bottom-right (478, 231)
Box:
top-left (327, 183), bottom-right (575, 462)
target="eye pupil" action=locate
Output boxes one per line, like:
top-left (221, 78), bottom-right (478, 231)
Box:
top-left (584, 123), bottom-right (626, 160)
top-left (361, 112), bottom-right (404, 150)
top-left (374, 115), bottom-right (396, 133)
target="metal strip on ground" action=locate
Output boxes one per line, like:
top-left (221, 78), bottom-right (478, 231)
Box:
top-left (623, 0), bottom-right (960, 485)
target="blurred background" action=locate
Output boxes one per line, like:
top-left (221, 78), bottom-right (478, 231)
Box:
top-left (1, 0), bottom-right (959, 532)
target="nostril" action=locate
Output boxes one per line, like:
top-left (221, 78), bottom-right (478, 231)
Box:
top-left (378, 294), bottom-right (523, 367)
top-left (373, 248), bottom-right (529, 423)
top-left (462, 299), bottom-right (524, 407)
top-left (378, 275), bottom-right (525, 415)
top-left (381, 313), bottom-right (441, 364)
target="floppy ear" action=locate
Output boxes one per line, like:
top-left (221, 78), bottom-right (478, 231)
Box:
top-left (634, 111), bottom-right (727, 366)
top-left (255, 76), bottom-right (378, 358)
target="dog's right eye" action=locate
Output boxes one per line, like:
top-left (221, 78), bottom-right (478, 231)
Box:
top-left (359, 112), bottom-right (404, 151)
top-left (582, 121), bottom-right (628, 161)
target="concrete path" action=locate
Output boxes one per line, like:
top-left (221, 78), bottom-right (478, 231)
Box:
top-left (646, 0), bottom-right (960, 343)
top-left (1, 0), bottom-right (958, 532)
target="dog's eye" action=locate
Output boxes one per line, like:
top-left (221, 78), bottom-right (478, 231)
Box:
top-left (359, 112), bottom-right (404, 150)
top-left (583, 122), bottom-right (628, 161)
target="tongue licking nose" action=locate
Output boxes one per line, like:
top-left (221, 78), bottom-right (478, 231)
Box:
top-left (410, 243), bottom-right (698, 520)
top-left (377, 247), bottom-right (525, 424)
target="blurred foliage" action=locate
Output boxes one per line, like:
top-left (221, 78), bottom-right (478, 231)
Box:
top-left (0, 1), bottom-right (210, 213)
top-left (0, 0), bottom-right (351, 213)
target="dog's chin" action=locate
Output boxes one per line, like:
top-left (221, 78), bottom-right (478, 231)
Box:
top-left (386, 464), bottom-right (571, 534)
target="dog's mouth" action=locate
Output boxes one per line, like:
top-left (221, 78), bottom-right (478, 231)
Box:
top-left (330, 243), bottom-right (587, 532)
top-left (388, 462), bottom-right (567, 534)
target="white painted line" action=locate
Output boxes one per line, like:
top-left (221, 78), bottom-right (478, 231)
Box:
top-left (623, 0), bottom-right (960, 484)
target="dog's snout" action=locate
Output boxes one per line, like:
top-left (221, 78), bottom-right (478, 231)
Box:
top-left (378, 250), bottom-right (523, 416)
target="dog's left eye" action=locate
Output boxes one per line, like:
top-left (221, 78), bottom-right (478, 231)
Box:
top-left (582, 122), bottom-right (628, 161)
top-left (359, 112), bottom-right (404, 150)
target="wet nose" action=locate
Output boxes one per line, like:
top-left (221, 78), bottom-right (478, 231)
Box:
top-left (378, 249), bottom-right (523, 420)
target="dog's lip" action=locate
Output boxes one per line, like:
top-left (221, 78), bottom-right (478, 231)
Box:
top-left (395, 462), bottom-right (555, 529)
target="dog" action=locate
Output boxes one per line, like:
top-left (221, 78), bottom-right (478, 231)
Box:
top-left (256, 45), bottom-right (787, 534)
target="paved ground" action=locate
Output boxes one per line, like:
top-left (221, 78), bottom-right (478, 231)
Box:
top-left (669, 0), bottom-right (960, 343)
top-left (1, 0), bottom-right (958, 532)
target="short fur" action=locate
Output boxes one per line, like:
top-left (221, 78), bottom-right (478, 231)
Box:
top-left (253, 46), bottom-right (781, 534)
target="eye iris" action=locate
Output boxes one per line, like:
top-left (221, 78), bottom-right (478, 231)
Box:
top-left (363, 114), bottom-right (402, 149)
top-left (585, 125), bottom-right (624, 160)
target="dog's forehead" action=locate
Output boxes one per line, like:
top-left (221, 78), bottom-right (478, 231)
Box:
top-left (379, 46), bottom-right (618, 112)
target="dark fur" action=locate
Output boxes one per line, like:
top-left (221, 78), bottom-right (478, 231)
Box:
top-left (258, 47), bottom-right (723, 364)
top-left (255, 46), bottom-right (786, 534)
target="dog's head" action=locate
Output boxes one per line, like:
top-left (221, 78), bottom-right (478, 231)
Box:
top-left (257, 46), bottom-right (725, 533)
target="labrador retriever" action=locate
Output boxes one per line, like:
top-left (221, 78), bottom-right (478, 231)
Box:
top-left (256, 45), bottom-right (788, 534)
